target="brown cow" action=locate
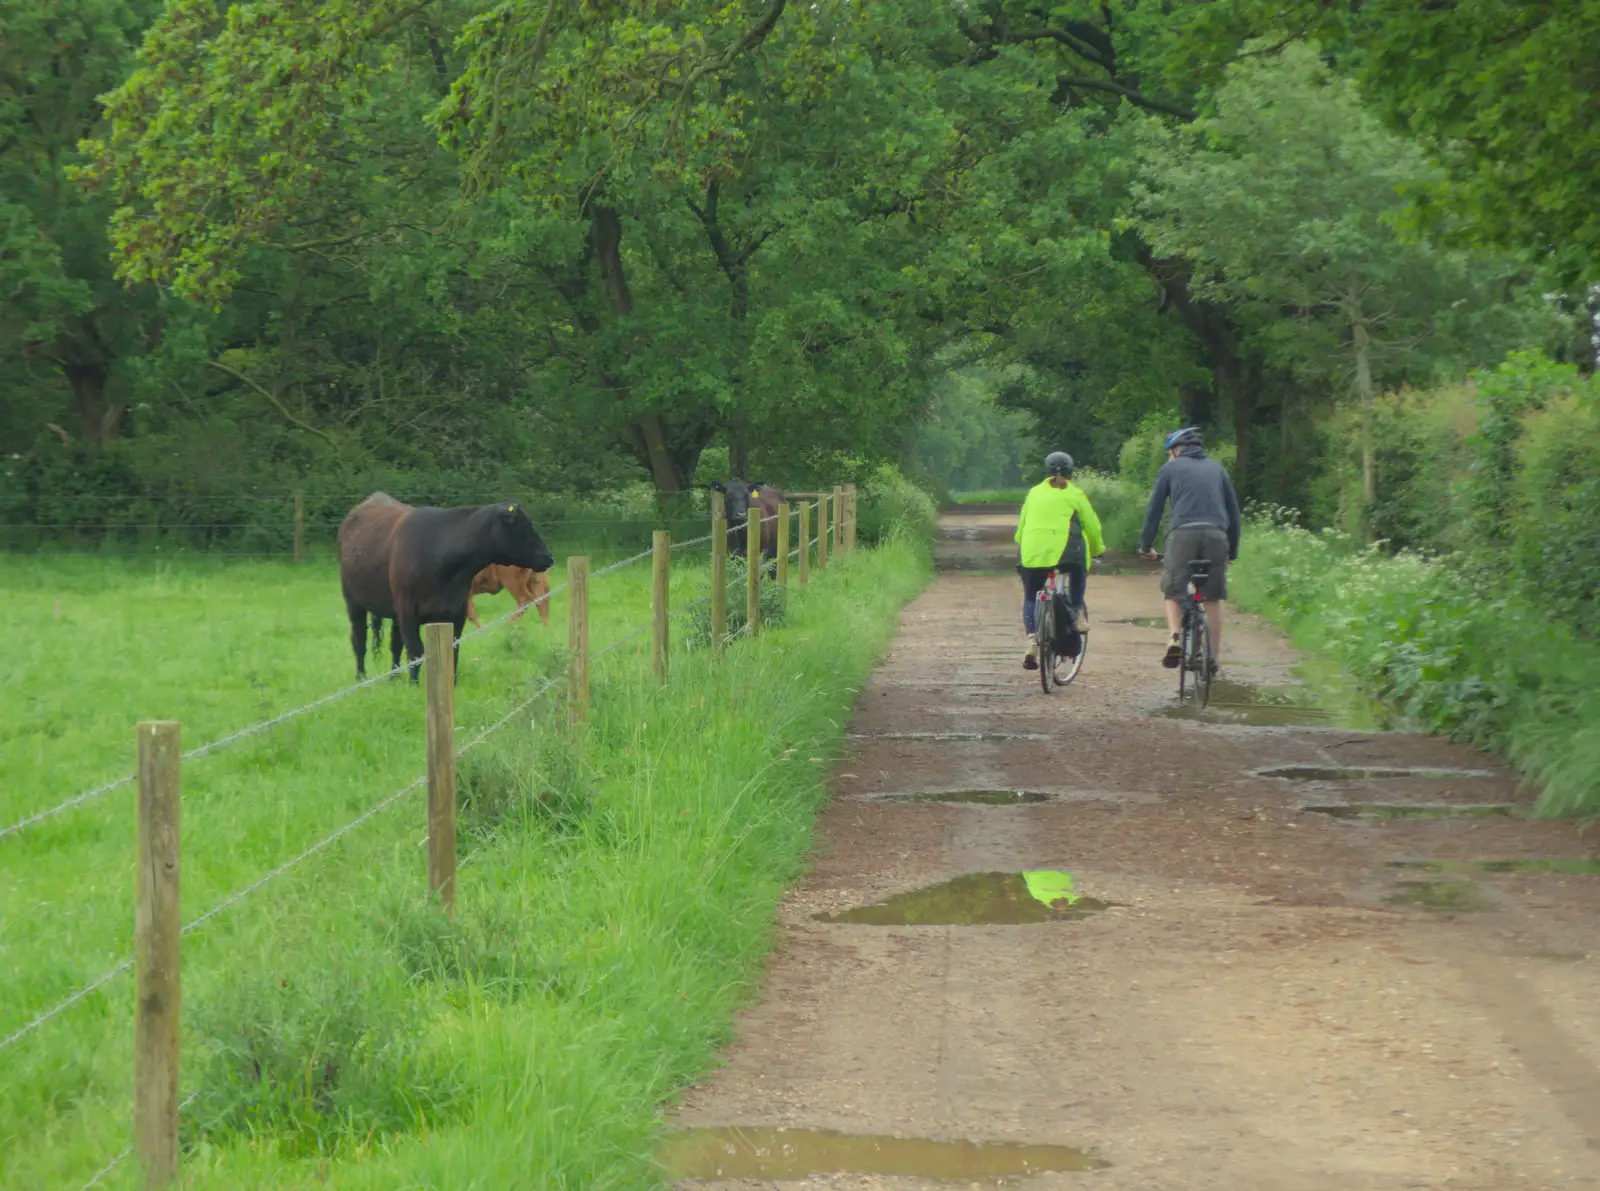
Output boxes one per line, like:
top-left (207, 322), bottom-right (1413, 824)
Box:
top-left (337, 492), bottom-right (554, 683)
top-left (466, 565), bottom-right (551, 629)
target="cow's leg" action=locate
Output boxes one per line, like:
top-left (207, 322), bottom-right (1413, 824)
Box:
top-left (389, 618), bottom-right (405, 678)
top-left (346, 600), bottom-right (368, 679)
top-left (466, 595), bottom-right (481, 629)
top-left (452, 616), bottom-right (466, 687)
top-left (398, 611), bottom-right (425, 685)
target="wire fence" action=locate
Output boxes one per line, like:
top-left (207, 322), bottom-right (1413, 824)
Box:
top-left (3, 507), bottom-right (808, 847)
top-left (3, 493), bottom-right (855, 1187)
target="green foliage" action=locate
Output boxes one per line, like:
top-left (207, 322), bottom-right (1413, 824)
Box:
top-left (1233, 517), bottom-right (1600, 817)
top-left (1073, 468), bottom-right (1143, 553)
top-left (1315, 385), bottom-right (1477, 550)
top-left (1297, 349), bottom-right (1597, 639)
top-left (1510, 388), bottom-right (1600, 636)
top-left (1131, 44), bottom-right (1559, 400)
top-left (1355, 0), bottom-right (1600, 287)
top-left (856, 462), bottom-right (939, 547)
top-left (911, 369), bottom-right (1042, 494)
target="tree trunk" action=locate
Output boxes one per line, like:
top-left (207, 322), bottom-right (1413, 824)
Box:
top-left (635, 413), bottom-right (685, 494)
top-left (588, 202), bottom-right (687, 494)
top-left (1178, 382), bottom-right (1212, 433)
top-left (730, 433), bottom-right (750, 480)
top-left (1350, 283), bottom-right (1377, 539)
top-left (1133, 243), bottom-right (1262, 497)
top-left (65, 360), bottom-right (120, 444)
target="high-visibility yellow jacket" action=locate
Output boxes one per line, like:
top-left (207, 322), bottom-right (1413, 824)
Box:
top-left (1014, 479), bottom-right (1106, 568)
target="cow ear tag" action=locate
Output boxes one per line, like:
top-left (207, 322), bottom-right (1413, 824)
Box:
top-left (750, 488), bottom-right (760, 497)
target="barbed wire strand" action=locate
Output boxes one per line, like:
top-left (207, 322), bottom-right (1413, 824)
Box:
top-left (80, 1093), bottom-right (200, 1191)
top-left (80, 1144), bottom-right (128, 1190)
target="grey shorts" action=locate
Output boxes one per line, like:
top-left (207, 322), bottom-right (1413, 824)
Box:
top-left (1162, 526), bottom-right (1229, 601)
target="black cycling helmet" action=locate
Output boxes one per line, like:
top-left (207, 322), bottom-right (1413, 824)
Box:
top-left (1164, 425), bottom-right (1204, 451)
top-left (1044, 450), bottom-right (1074, 476)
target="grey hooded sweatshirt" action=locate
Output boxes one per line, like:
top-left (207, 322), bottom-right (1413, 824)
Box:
top-left (1138, 446), bottom-right (1242, 559)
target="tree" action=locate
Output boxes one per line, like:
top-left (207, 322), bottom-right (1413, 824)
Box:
top-left (1354, 0), bottom-right (1600, 288)
top-left (1130, 44), bottom-right (1559, 532)
top-left (1, 0), bottom-right (165, 444)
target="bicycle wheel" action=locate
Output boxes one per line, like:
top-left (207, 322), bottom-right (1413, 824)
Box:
top-left (1056, 628), bottom-right (1086, 686)
top-left (1036, 594), bottom-right (1056, 694)
top-left (1190, 608), bottom-right (1214, 708)
top-left (1177, 610), bottom-right (1191, 704)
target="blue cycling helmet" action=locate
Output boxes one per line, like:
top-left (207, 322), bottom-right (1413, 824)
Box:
top-left (1164, 426), bottom-right (1203, 451)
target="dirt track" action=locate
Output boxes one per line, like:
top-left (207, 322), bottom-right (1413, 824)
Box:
top-left (672, 508), bottom-right (1600, 1189)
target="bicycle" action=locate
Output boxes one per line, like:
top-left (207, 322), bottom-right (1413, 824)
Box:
top-left (1175, 558), bottom-right (1215, 709)
top-left (1034, 569), bottom-right (1088, 694)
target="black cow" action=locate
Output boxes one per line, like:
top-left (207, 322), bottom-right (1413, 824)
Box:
top-left (338, 494), bottom-right (555, 684)
top-left (710, 478), bottom-right (783, 561)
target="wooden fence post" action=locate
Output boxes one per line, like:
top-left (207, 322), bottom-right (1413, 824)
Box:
top-left (567, 556), bottom-right (590, 725)
top-left (798, 501), bottom-right (811, 586)
top-left (775, 501), bottom-right (790, 587)
top-left (817, 494), bottom-right (830, 571)
top-left (832, 485), bottom-right (844, 554)
top-left (746, 508), bottom-right (761, 638)
top-left (711, 506), bottom-right (727, 654)
top-left (844, 483), bottom-right (857, 552)
top-left (652, 530), bottom-right (670, 686)
top-left (293, 488), bottom-right (305, 565)
top-left (423, 623), bottom-right (457, 916)
top-left (135, 720), bottom-right (181, 1190)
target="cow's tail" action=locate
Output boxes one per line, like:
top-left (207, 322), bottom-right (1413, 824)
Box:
top-left (369, 612), bottom-right (385, 660)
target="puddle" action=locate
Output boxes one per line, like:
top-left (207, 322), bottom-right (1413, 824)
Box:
top-left (847, 731), bottom-right (1051, 742)
top-left (1262, 765), bottom-right (1497, 781)
top-left (660, 1125), bottom-right (1108, 1180)
top-left (1383, 879), bottom-right (1494, 912)
top-left (1160, 678), bottom-right (1350, 727)
top-left (890, 790), bottom-right (1054, 805)
top-left (1304, 803), bottom-right (1520, 821)
top-left (1389, 858), bottom-right (1600, 876)
top-left (813, 871), bottom-right (1111, 926)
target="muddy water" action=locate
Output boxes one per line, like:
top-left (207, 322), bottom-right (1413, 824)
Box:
top-left (1262, 765), bottom-right (1496, 781)
top-left (813, 872), bottom-right (1111, 925)
top-left (1303, 803), bottom-right (1520, 820)
top-left (881, 790), bottom-right (1054, 805)
top-left (660, 1126), bottom-right (1108, 1180)
top-left (1158, 677), bottom-right (1365, 728)
top-left (1390, 858), bottom-right (1600, 876)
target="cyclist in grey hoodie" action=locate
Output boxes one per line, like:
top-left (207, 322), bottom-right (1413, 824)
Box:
top-left (1138, 426), bottom-right (1241, 669)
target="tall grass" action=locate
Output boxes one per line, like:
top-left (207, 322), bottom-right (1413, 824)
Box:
top-left (1231, 513), bottom-right (1600, 817)
top-left (0, 534), bottom-right (931, 1187)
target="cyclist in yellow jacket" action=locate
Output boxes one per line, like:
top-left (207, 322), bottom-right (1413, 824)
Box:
top-left (1015, 451), bottom-right (1106, 670)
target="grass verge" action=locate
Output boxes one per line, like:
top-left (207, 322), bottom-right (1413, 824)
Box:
top-left (2, 534), bottom-right (931, 1187)
top-left (1230, 515), bottom-right (1600, 817)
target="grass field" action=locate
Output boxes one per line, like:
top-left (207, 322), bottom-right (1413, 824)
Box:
top-left (1, 534), bottom-right (930, 1188)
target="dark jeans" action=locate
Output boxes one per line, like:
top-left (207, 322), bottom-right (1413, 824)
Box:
top-left (1020, 561), bottom-right (1087, 635)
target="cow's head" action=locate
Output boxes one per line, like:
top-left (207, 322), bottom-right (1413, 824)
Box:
top-left (709, 478), bottom-right (764, 525)
top-left (484, 503), bottom-right (555, 573)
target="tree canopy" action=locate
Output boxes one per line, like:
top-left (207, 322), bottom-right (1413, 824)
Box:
top-left (0, 0), bottom-right (1594, 512)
